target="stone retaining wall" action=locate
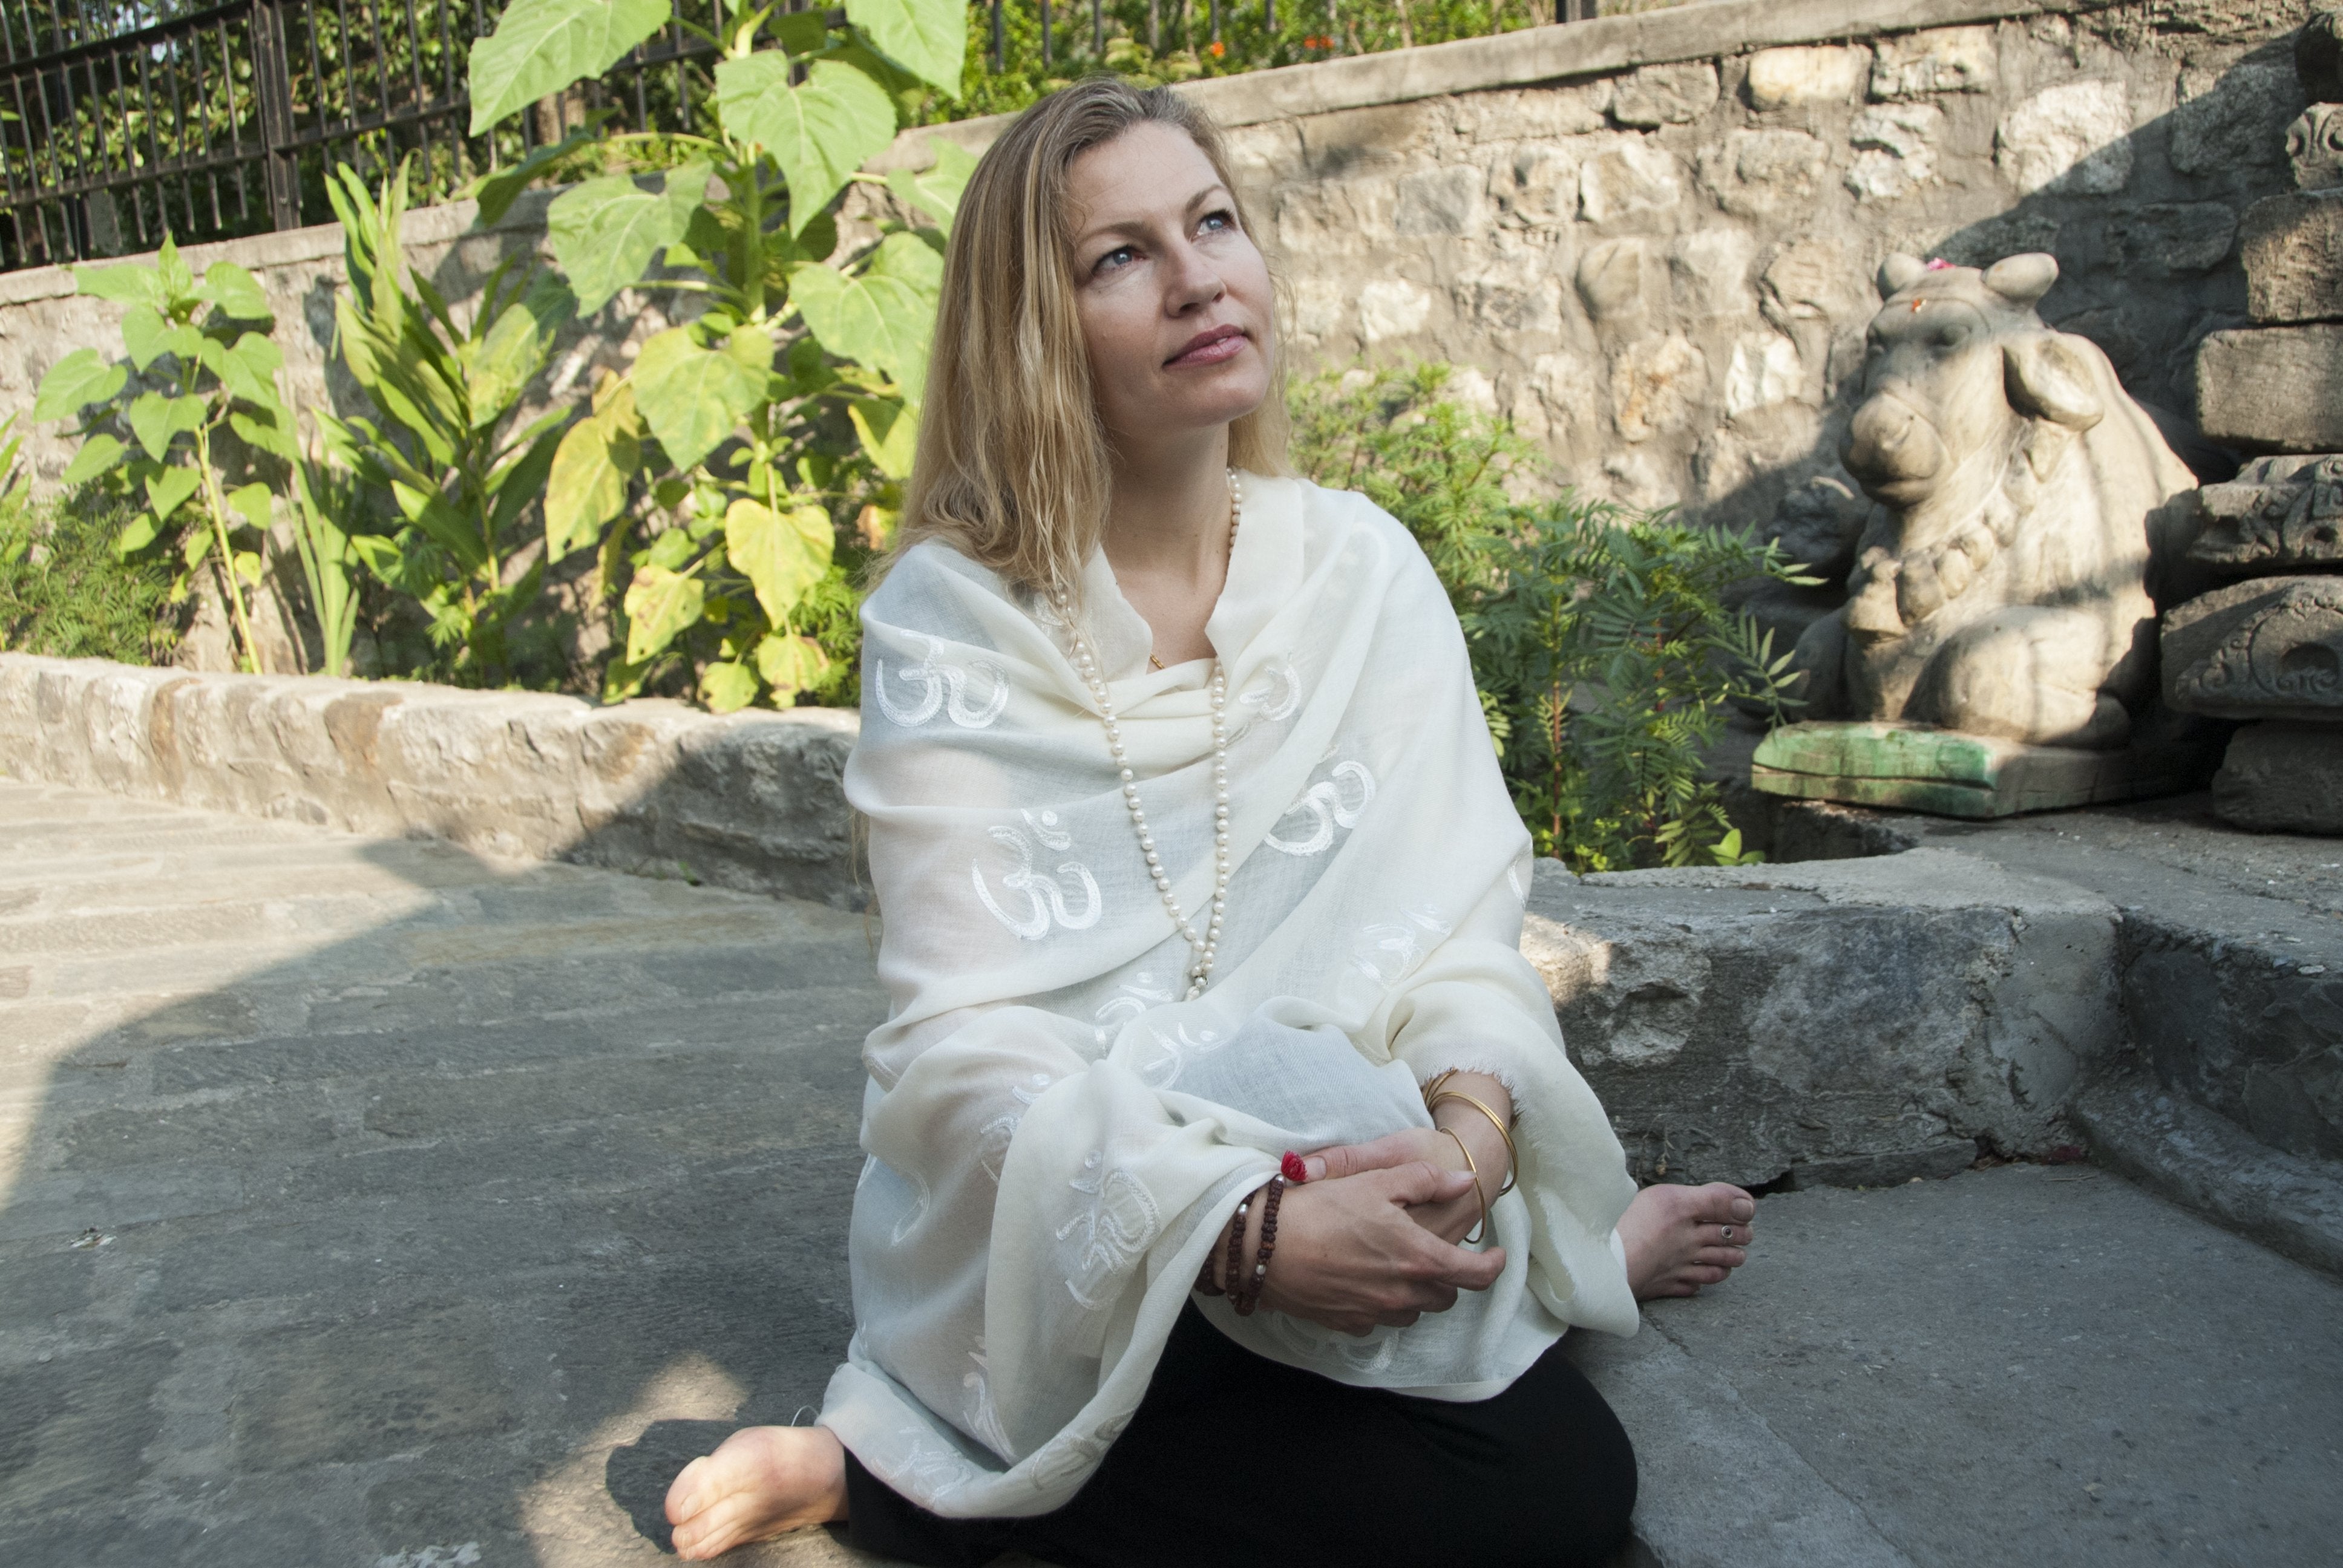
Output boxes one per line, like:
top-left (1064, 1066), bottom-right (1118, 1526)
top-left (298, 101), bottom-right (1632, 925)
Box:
top-left (0, 0), bottom-right (2314, 533)
top-left (0, 652), bottom-right (863, 909)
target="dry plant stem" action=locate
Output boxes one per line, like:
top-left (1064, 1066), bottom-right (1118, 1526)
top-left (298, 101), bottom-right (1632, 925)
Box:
top-left (194, 423), bottom-right (266, 675)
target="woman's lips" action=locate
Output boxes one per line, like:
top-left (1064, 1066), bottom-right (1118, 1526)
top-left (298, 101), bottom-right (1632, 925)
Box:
top-left (1166, 327), bottom-right (1248, 368)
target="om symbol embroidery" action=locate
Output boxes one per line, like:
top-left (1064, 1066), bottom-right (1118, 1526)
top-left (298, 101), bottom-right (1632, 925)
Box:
top-left (1263, 761), bottom-right (1377, 856)
top-left (876, 633), bottom-right (1009, 729)
top-left (1238, 658), bottom-right (1302, 720)
top-left (1057, 1149), bottom-right (1162, 1310)
top-left (972, 809), bottom-right (1103, 939)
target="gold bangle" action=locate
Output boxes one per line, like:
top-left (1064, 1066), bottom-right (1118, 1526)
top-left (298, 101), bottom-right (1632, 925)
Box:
top-left (1437, 1125), bottom-right (1491, 1245)
top-left (1430, 1089), bottom-right (1520, 1198)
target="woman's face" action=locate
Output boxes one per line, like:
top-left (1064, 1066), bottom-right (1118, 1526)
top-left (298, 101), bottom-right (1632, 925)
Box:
top-left (1064, 122), bottom-right (1274, 451)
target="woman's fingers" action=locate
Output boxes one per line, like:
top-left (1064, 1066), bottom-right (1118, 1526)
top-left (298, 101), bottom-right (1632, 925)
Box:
top-left (1310, 1129), bottom-right (1441, 1182)
top-left (1375, 1158), bottom-right (1478, 1209)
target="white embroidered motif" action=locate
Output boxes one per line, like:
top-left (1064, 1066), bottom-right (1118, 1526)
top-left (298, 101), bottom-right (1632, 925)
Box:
top-left (973, 813), bottom-right (1103, 939)
top-left (1239, 658), bottom-right (1302, 720)
top-left (1506, 852), bottom-right (1532, 903)
top-left (1132, 1022), bottom-right (1227, 1089)
top-left (962, 1342), bottom-right (1017, 1460)
top-left (1057, 1150), bottom-right (1162, 1310)
top-left (1263, 760), bottom-right (1377, 856)
top-left (1093, 970), bottom-right (1178, 1030)
top-left (1349, 904), bottom-right (1455, 984)
top-left (874, 634), bottom-right (1009, 729)
top-left (975, 1073), bottom-right (1053, 1181)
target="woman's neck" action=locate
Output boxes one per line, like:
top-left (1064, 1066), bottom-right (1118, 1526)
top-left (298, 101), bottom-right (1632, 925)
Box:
top-left (1101, 426), bottom-right (1235, 664)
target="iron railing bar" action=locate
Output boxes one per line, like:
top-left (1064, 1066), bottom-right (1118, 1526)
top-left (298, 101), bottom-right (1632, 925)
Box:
top-left (5, 0), bottom-right (245, 74)
top-left (330, 0), bottom-right (353, 135)
top-left (224, 13), bottom-right (250, 221)
top-left (299, 0), bottom-right (326, 143)
top-left (0, 132), bottom-right (283, 203)
top-left (160, 26), bottom-right (199, 234)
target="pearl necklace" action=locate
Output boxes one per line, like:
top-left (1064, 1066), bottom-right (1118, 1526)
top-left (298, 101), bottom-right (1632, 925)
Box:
top-left (1051, 468), bottom-right (1241, 1001)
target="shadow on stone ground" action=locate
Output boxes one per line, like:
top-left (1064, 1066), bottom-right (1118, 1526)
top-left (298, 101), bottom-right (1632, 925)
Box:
top-left (0, 781), bottom-right (891, 1566)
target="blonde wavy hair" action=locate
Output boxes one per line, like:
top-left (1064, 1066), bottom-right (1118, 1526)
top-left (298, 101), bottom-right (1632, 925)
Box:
top-left (891, 76), bottom-right (1289, 603)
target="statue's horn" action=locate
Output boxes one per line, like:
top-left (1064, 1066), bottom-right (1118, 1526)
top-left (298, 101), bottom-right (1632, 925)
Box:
top-left (1982, 253), bottom-right (2059, 308)
top-left (1878, 253), bottom-right (1930, 296)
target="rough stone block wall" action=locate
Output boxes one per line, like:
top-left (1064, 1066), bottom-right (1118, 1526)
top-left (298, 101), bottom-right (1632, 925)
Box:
top-left (0, 0), bottom-right (2314, 541)
top-left (0, 653), bottom-right (864, 909)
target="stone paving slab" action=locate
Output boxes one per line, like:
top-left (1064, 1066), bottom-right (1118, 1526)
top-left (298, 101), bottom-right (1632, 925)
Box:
top-left (1580, 1163), bottom-right (2343, 1568)
top-left (0, 781), bottom-right (894, 1567)
top-left (8, 781), bottom-right (2342, 1567)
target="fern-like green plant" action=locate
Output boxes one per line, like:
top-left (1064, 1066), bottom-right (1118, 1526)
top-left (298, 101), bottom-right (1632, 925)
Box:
top-left (1289, 364), bottom-right (1811, 872)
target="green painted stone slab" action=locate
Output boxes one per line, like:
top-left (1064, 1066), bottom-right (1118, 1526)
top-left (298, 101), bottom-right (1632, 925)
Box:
top-left (1750, 722), bottom-right (2193, 819)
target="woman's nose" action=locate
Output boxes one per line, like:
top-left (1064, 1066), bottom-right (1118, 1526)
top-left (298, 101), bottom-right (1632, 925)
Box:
top-left (1162, 240), bottom-right (1225, 312)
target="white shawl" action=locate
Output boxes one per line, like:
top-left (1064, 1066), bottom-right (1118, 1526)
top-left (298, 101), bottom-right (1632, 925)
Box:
top-left (818, 473), bottom-right (1638, 1518)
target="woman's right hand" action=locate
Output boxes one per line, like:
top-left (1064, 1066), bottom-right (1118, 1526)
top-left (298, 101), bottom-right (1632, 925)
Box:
top-left (1252, 1163), bottom-right (1506, 1336)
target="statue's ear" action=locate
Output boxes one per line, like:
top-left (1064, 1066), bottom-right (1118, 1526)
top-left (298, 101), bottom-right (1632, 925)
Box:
top-left (2002, 331), bottom-right (2103, 431)
top-left (1878, 253), bottom-right (1929, 296)
top-left (1982, 252), bottom-right (2059, 309)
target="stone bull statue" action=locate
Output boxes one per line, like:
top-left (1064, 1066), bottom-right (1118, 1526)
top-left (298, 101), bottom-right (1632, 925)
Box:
top-left (1791, 253), bottom-right (2200, 750)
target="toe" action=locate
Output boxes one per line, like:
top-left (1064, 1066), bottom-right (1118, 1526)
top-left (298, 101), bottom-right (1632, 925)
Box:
top-left (666, 1455), bottom-right (710, 1526)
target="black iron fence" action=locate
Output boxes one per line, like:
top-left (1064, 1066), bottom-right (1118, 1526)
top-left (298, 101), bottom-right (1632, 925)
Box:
top-left (0, 0), bottom-right (724, 270)
top-left (1, 0), bottom-right (1604, 272)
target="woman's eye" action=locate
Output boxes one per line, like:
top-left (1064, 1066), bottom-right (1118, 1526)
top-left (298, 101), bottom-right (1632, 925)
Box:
top-left (1094, 245), bottom-right (1135, 274)
top-left (1199, 209), bottom-right (1234, 235)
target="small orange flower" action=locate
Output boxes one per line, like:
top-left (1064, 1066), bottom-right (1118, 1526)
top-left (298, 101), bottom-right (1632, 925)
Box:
top-left (1208, 39), bottom-right (1225, 56)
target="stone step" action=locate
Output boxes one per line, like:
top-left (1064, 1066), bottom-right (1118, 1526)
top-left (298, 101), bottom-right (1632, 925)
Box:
top-left (1579, 1164), bottom-right (2343, 1568)
top-left (2071, 1073), bottom-right (2343, 1277)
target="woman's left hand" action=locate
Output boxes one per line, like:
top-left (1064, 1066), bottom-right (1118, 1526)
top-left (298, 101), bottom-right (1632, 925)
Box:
top-left (1302, 1127), bottom-right (1490, 1247)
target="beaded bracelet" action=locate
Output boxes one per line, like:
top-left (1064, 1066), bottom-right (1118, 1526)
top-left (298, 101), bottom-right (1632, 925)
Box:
top-left (1232, 1173), bottom-right (1285, 1316)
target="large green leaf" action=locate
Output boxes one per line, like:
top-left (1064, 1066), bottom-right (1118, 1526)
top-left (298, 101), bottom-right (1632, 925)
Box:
top-left (71, 261), bottom-right (163, 310)
top-left (145, 465), bottom-right (201, 520)
top-left (229, 407), bottom-right (299, 463)
top-left (623, 563), bottom-right (705, 663)
top-left (469, 273), bottom-right (576, 423)
top-left (59, 432), bottom-right (127, 485)
top-left (847, 396), bottom-right (919, 479)
top-left (226, 483), bottom-right (274, 533)
top-left (886, 138), bottom-right (977, 232)
top-left (33, 349), bottom-right (126, 422)
top-left (790, 232), bottom-right (941, 399)
top-left (754, 631), bottom-right (831, 701)
top-left (545, 384), bottom-right (640, 561)
top-left (700, 660), bottom-right (760, 713)
top-left (844, 0), bottom-right (964, 99)
top-left (199, 261), bottom-right (272, 322)
top-left (715, 56), bottom-right (896, 235)
top-left (212, 332), bottom-right (286, 411)
top-left (632, 324), bottom-right (764, 472)
top-left (468, 0), bottom-right (670, 134)
top-left (548, 164), bottom-right (711, 314)
top-left (724, 497), bottom-right (833, 624)
top-left (126, 391), bottom-right (208, 460)
top-left (155, 235), bottom-right (195, 303)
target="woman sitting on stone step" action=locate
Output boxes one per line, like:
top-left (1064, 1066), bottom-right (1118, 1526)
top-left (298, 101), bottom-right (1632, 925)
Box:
top-left (664, 76), bottom-right (1754, 1567)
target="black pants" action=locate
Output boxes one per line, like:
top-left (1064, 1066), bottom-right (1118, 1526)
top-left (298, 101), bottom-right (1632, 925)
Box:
top-left (846, 1305), bottom-right (1637, 1568)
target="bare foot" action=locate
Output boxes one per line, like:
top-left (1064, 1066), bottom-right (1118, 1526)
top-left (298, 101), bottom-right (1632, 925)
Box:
top-left (664, 1425), bottom-right (849, 1561)
top-left (1619, 1181), bottom-right (1755, 1299)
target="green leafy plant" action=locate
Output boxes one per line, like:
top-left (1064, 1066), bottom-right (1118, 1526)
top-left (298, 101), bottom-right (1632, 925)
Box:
top-left (466, 0), bottom-right (969, 711)
top-left (315, 160), bottom-right (577, 685)
top-left (1289, 365), bottom-right (1809, 872)
top-left (0, 494), bottom-right (180, 664)
top-left (30, 237), bottom-right (298, 673)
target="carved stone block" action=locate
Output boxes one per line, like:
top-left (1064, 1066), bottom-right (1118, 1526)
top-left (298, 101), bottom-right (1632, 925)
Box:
top-left (2196, 325), bottom-right (2343, 452)
top-left (2212, 721), bottom-right (2343, 835)
top-left (2164, 575), bottom-right (2343, 721)
top-left (1750, 722), bottom-right (2211, 818)
top-left (2243, 191), bottom-right (2343, 323)
top-left (2190, 454), bottom-right (2343, 573)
